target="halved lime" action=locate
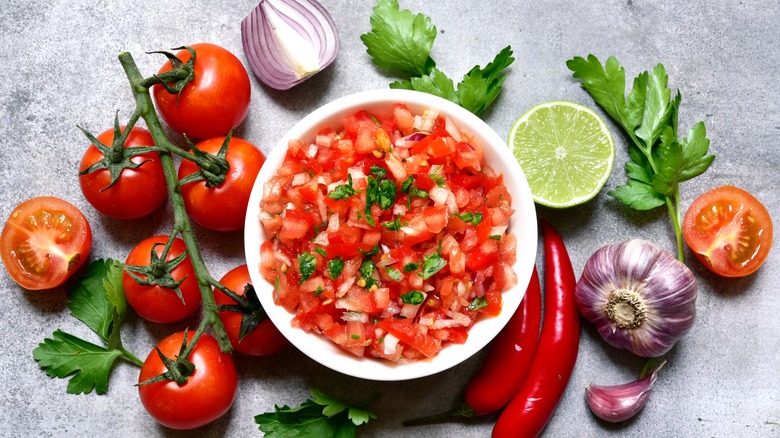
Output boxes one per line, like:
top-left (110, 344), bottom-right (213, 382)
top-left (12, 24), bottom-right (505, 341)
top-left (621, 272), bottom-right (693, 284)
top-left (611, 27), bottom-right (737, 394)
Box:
top-left (508, 101), bottom-right (615, 208)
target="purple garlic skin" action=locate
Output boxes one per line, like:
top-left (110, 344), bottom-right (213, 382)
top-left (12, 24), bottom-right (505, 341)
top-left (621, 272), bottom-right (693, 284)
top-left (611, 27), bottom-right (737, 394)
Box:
top-left (586, 361), bottom-right (665, 423)
top-left (575, 239), bottom-right (697, 357)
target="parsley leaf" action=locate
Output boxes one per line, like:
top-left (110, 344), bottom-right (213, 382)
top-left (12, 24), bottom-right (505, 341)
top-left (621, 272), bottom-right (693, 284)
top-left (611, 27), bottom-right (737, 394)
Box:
top-left (381, 215), bottom-right (402, 231)
top-left (298, 252), bottom-right (317, 284)
top-left (327, 257), bottom-right (345, 279)
top-left (255, 388), bottom-right (377, 438)
top-left (391, 68), bottom-right (458, 104)
top-left (358, 259), bottom-right (378, 289)
top-left (403, 262), bottom-right (419, 273)
top-left (456, 46), bottom-right (515, 115)
top-left (369, 165), bottom-right (387, 179)
top-left (360, 0), bottom-right (436, 77)
top-left (568, 54), bottom-right (714, 261)
top-left (33, 330), bottom-right (124, 395)
top-left (468, 296), bottom-right (488, 311)
top-left (400, 290), bottom-right (425, 305)
top-left (386, 266), bottom-right (403, 281)
top-left (33, 259), bottom-right (139, 395)
top-left (362, 0), bottom-right (513, 116)
top-left (453, 211), bottom-right (483, 225)
top-left (419, 253), bottom-right (447, 280)
top-left (328, 174), bottom-right (358, 200)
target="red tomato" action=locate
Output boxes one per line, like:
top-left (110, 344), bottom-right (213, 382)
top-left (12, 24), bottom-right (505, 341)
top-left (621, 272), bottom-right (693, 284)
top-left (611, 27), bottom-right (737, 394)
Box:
top-left (122, 235), bottom-right (201, 323)
top-left (138, 331), bottom-right (237, 430)
top-left (79, 126), bottom-right (167, 219)
top-left (214, 265), bottom-right (289, 356)
top-left (683, 185), bottom-right (773, 277)
top-left (178, 136), bottom-right (266, 232)
top-left (153, 43), bottom-right (251, 140)
top-left (1, 197), bottom-right (92, 290)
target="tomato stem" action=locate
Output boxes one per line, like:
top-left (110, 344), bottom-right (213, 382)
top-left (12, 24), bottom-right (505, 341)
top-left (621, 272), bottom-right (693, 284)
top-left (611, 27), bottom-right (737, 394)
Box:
top-left (117, 51), bottom-right (233, 353)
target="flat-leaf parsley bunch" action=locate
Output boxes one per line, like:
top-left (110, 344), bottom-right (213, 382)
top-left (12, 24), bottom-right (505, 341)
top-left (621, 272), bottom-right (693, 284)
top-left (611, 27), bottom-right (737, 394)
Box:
top-left (568, 55), bottom-right (715, 261)
top-left (361, 0), bottom-right (514, 116)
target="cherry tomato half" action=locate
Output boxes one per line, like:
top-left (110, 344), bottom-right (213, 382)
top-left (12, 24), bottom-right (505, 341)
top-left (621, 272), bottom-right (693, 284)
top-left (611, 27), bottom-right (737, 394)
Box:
top-left (138, 331), bottom-right (237, 430)
top-left (1, 197), bottom-right (92, 290)
top-left (79, 126), bottom-right (167, 219)
top-left (122, 235), bottom-right (201, 323)
top-left (683, 185), bottom-right (773, 277)
top-left (214, 264), bottom-right (289, 356)
top-left (153, 43), bottom-right (251, 140)
top-left (178, 136), bottom-right (265, 232)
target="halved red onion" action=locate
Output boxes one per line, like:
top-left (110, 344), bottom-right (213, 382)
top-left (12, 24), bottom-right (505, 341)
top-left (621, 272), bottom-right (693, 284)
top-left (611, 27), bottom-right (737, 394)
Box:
top-left (241, 0), bottom-right (339, 90)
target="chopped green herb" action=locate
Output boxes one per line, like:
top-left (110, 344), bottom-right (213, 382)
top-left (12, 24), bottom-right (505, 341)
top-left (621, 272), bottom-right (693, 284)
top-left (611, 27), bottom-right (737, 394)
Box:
top-left (386, 267), bottom-right (403, 281)
top-left (328, 174), bottom-right (358, 200)
top-left (370, 165), bottom-right (388, 178)
top-left (351, 334), bottom-right (361, 340)
top-left (359, 259), bottom-right (378, 288)
top-left (274, 275), bottom-right (280, 291)
top-left (400, 290), bottom-right (425, 305)
top-left (453, 211), bottom-right (483, 225)
top-left (359, 244), bottom-right (380, 257)
top-left (489, 234), bottom-right (502, 240)
top-left (327, 257), bottom-right (345, 279)
top-left (381, 215), bottom-right (402, 231)
top-left (369, 113), bottom-right (382, 126)
top-left (419, 253), bottom-right (446, 280)
top-left (430, 173), bottom-right (446, 187)
top-left (314, 286), bottom-right (325, 296)
top-left (298, 252), bottom-right (317, 284)
top-left (313, 247), bottom-right (327, 257)
top-left (401, 175), bottom-right (415, 193)
top-left (468, 296), bottom-right (488, 311)
top-left (403, 262), bottom-right (419, 273)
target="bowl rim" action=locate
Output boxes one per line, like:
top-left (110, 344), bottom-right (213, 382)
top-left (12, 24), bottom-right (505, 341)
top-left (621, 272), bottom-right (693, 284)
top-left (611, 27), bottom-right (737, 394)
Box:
top-left (244, 89), bottom-right (537, 381)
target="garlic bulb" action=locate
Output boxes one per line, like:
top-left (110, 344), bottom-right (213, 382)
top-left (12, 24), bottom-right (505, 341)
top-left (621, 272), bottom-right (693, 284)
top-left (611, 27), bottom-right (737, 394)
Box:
top-left (575, 239), bottom-right (697, 357)
top-left (586, 360), bottom-right (666, 423)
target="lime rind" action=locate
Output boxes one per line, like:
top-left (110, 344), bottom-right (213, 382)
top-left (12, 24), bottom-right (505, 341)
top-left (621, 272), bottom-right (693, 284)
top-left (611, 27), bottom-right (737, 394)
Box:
top-left (508, 100), bottom-right (615, 208)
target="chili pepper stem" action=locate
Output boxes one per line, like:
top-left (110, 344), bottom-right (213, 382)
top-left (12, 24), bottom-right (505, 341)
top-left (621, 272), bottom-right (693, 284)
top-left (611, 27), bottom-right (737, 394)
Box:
top-left (117, 51), bottom-right (232, 353)
top-left (402, 402), bottom-right (479, 426)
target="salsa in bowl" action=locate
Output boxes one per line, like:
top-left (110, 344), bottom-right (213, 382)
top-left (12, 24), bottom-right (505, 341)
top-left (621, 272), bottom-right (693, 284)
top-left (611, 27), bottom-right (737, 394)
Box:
top-left (245, 89), bottom-right (537, 381)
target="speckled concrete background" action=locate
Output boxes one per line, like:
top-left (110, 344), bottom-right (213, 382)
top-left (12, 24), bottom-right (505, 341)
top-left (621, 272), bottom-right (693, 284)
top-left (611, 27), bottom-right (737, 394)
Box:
top-left (1, 0), bottom-right (778, 436)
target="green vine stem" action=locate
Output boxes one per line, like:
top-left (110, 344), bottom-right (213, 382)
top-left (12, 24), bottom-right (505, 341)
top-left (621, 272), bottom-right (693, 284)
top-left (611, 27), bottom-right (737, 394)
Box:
top-left (117, 51), bottom-right (232, 353)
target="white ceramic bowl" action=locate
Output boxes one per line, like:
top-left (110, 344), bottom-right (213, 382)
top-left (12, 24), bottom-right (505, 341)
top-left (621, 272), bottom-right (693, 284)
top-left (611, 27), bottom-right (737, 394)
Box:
top-left (245, 89), bottom-right (537, 381)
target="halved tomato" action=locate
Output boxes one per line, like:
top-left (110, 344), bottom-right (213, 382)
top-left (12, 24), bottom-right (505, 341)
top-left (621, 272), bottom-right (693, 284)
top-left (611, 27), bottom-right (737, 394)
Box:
top-left (683, 185), bottom-right (773, 277)
top-left (1, 197), bottom-right (92, 290)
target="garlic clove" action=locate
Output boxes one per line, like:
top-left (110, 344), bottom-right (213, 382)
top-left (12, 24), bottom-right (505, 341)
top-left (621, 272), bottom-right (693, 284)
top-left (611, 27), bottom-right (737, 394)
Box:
top-left (585, 360), bottom-right (666, 423)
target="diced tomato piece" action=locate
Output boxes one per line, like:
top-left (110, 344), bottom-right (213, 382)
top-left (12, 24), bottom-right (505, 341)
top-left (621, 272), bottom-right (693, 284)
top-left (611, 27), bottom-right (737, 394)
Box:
top-left (453, 142), bottom-right (481, 170)
top-left (486, 184), bottom-right (512, 208)
top-left (415, 173), bottom-right (436, 191)
top-left (449, 172), bottom-right (486, 190)
top-left (378, 318), bottom-right (441, 358)
top-left (280, 209), bottom-right (314, 240)
top-left (423, 205), bottom-right (449, 234)
top-left (355, 123), bottom-right (376, 154)
top-left (466, 245), bottom-right (501, 271)
top-left (479, 290), bottom-right (502, 317)
top-left (429, 137), bottom-right (456, 158)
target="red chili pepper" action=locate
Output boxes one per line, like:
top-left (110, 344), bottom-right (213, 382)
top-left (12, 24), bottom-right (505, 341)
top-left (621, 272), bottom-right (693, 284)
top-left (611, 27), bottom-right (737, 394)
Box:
top-left (402, 269), bottom-right (542, 425)
top-left (492, 220), bottom-right (580, 438)
top-left (464, 266), bottom-right (542, 415)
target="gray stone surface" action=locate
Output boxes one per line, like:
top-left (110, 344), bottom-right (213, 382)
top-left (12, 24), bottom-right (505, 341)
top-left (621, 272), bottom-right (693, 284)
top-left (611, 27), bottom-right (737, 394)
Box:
top-left (1, 0), bottom-right (778, 436)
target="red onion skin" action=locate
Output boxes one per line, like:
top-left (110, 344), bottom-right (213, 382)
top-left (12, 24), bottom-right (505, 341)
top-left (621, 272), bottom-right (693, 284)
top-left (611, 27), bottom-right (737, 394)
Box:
top-left (575, 239), bottom-right (697, 358)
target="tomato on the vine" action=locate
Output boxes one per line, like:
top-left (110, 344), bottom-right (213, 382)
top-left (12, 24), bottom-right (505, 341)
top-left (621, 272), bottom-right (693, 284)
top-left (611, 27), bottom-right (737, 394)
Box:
top-left (122, 235), bottom-right (201, 323)
top-left (153, 43), bottom-right (251, 140)
top-left (214, 264), bottom-right (289, 356)
top-left (683, 185), bottom-right (773, 277)
top-left (138, 331), bottom-right (237, 430)
top-left (79, 126), bottom-right (167, 219)
top-left (178, 136), bottom-right (265, 232)
top-left (1, 197), bottom-right (92, 290)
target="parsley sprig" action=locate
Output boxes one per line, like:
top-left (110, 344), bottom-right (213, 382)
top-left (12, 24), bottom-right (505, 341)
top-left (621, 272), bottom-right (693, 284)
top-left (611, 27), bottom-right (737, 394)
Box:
top-left (255, 388), bottom-right (377, 438)
top-left (568, 54), bottom-right (715, 261)
top-left (361, 0), bottom-right (514, 116)
top-left (33, 259), bottom-right (143, 395)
